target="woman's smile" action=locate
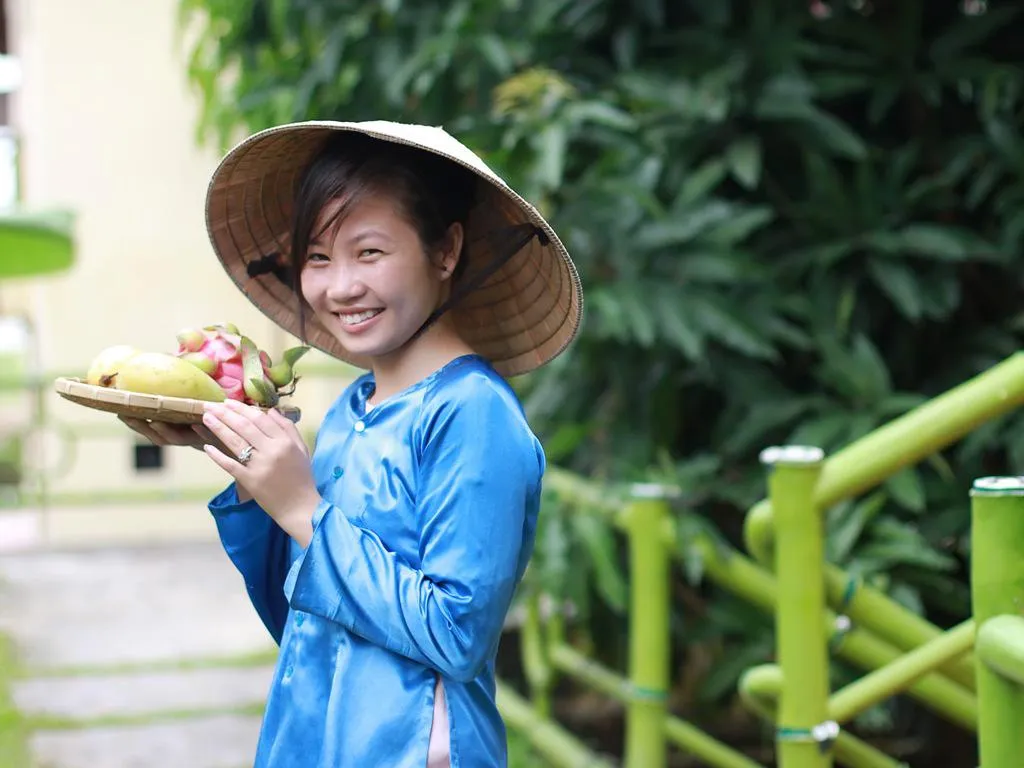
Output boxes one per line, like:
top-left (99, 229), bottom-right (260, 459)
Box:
top-left (336, 308), bottom-right (384, 330)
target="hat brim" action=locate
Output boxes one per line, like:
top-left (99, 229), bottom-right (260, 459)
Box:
top-left (204, 120), bottom-right (583, 378)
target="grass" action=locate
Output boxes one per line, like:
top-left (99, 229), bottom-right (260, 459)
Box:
top-left (0, 633), bottom-right (30, 768)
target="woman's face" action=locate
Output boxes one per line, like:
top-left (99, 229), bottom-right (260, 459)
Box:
top-left (299, 193), bottom-right (461, 363)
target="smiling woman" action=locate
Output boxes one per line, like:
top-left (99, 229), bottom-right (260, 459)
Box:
top-left (121, 120), bottom-right (583, 768)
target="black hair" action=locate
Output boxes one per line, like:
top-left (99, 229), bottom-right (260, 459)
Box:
top-left (287, 133), bottom-right (478, 339)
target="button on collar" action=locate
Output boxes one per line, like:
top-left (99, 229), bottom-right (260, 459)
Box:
top-left (354, 420), bottom-right (366, 433)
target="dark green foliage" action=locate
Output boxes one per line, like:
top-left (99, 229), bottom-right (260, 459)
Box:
top-left (181, 0), bottom-right (1024, 742)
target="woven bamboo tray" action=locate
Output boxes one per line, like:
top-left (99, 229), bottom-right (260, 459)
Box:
top-left (53, 377), bottom-right (301, 425)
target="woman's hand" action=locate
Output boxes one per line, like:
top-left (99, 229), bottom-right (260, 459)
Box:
top-left (119, 415), bottom-right (256, 501)
top-left (118, 416), bottom-right (223, 453)
top-left (199, 399), bottom-right (320, 545)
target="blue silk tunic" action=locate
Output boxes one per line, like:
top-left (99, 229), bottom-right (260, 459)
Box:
top-left (208, 354), bottom-right (545, 767)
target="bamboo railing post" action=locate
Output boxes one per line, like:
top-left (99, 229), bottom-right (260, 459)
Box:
top-left (619, 484), bottom-right (673, 768)
top-left (761, 446), bottom-right (835, 768)
top-left (521, 589), bottom-right (553, 717)
top-left (970, 477), bottom-right (1024, 767)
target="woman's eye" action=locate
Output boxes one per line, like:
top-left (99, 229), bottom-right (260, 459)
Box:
top-left (306, 252), bottom-right (329, 263)
top-left (359, 248), bottom-right (382, 259)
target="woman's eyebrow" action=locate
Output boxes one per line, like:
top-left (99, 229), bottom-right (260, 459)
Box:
top-left (310, 227), bottom-right (396, 248)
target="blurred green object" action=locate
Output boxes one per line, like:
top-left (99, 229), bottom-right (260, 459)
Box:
top-left (0, 208), bottom-right (74, 278)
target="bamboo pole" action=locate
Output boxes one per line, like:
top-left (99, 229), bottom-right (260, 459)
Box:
top-left (970, 477), bottom-right (1024, 767)
top-left (521, 590), bottom-right (553, 717)
top-left (762, 445), bottom-right (833, 768)
top-left (550, 644), bottom-right (765, 768)
top-left (620, 486), bottom-right (672, 768)
top-left (690, 535), bottom-right (977, 730)
top-left (495, 679), bottom-right (615, 768)
top-left (827, 620), bottom-right (975, 724)
top-left (739, 666), bottom-right (909, 768)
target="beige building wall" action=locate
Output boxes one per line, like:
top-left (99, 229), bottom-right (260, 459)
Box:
top-left (3, 0), bottom-right (350, 503)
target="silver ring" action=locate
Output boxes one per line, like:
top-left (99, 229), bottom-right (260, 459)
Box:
top-left (237, 445), bottom-right (255, 465)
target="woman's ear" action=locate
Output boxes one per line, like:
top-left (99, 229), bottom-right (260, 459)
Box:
top-left (438, 222), bottom-right (464, 281)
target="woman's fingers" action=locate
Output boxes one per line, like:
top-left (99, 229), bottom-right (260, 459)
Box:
top-left (201, 407), bottom-right (262, 459)
top-left (192, 423), bottom-right (230, 455)
top-left (119, 417), bottom-right (183, 446)
top-left (268, 408), bottom-right (309, 454)
top-left (147, 421), bottom-right (202, 446)
top-left (221, 398), bottom-right (285, 439)
top-left (118, 417), bottom-right (163, 444)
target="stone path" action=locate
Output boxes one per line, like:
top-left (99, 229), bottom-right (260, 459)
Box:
top-left (0, 540), bottom-right (279, 768)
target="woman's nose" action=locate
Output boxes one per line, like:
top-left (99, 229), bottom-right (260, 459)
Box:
top-left (325, 263), bottom-right (366, 301)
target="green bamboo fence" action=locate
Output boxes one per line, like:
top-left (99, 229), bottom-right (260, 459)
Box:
top-left (16, 351), bottom-right (1024, 766)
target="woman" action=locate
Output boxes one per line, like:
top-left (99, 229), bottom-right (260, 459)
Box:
top-left (122, 120), bottom-right (582, 767)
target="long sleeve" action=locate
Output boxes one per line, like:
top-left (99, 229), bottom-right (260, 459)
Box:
top-left (283, 383), bottom-right (543, 682)
top-left (209, 483), bottom-right (294, 645)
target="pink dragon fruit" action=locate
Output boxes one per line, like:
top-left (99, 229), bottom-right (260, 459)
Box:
top-left (175, 323), bottom-right (308, 406)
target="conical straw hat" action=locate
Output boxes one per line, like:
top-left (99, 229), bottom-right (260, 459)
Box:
top-left (204, 120), bottom-right (583, 377)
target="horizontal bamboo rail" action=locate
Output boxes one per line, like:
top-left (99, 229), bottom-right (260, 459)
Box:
top-left (976, 615), bottom-right (1024, 686)
top-left (739, 665), bottom-right (908, 768)
top-left (689, 535), bottom-right (978, 730)
top-left (827, 620), bottom-right (975, 725)
top-left (495, 679), bottom-right (616, 767)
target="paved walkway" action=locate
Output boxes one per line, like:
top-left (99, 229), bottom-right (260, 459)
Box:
top-left (0, 539), bottom-right (278, 768)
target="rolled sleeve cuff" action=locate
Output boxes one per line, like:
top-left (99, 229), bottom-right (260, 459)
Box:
top-left (208, 483), bottom-right (269, 554)
top-left (283, 499), bottom-right (343, 619)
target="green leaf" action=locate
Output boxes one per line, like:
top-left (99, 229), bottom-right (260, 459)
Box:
top-left (688, 294), bottom-right (777, 360)
top-left (966, 163), bottom-right (1003, 210)
top-left (772, 105), bottom-right (868, 160)
top-left (676, 251), bottom-right (763, 284)
top-left (857, 538), bottom-right (958, 573)
top-left (571, 514), bottom-right (628, 612)
top-left (930, 6), bottom-right (1022, 58)
top-left (655, 295), bottom-right (704, 359)
top-left (475, 34), bottom-right (515, 74)
top-left (720, 399), bottom-right (815, 456)
top-left (867, 225), bottom-right (984, 261)
top-left (788, 413), bottom-right (855, 452)
top-left (565, 99), bottom-right (638, 131)
top-left (867, 259), bottom-right (923, 320)
top-left (618, 284), bottom-right (658, 347)
top-left (725, 137), bottom-right (762, 189)
top-left (636, 201), bottom-right (734, 249)
top-left (703, 206), bottom-right (775, 246)
top-left (826, 491), bottom-right (887, 563)
top-left (985, 117), bottom-right (1024, 177)
top-left (897, 224), bottom-right (972, 259)
top-left (885, 468), bottom-right (926, 514)
top-left (532, 122), bottom-right (568, 189)
top-left (674, 160), bottom-right (728, 209)
top-left (542, 423), bottom-right (592, 463)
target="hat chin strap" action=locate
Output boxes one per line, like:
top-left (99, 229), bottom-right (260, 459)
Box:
top-left (408, 223), bottom-right (548, 346)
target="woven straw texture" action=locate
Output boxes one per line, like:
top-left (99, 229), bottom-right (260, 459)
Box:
top-left (205, 120), bottom-right (583, 378)
top-left (54, 377), bottom-right (301, 425)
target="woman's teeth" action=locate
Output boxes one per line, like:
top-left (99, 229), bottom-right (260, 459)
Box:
top-left (339, 309), bottom-right (382, 326)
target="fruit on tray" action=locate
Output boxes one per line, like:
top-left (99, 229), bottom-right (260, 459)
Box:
top-left (86, 323), bottom-right (309, 407)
